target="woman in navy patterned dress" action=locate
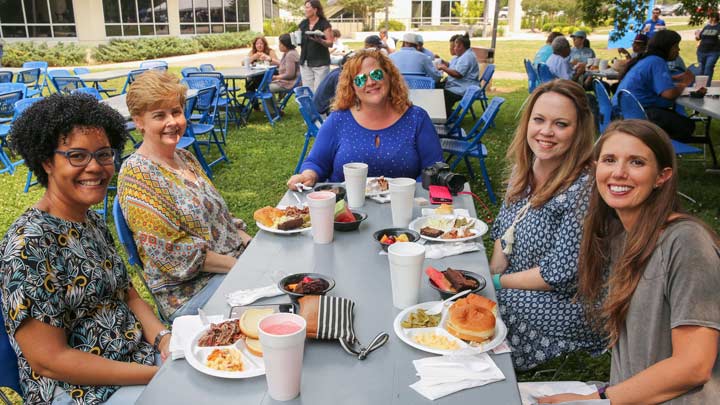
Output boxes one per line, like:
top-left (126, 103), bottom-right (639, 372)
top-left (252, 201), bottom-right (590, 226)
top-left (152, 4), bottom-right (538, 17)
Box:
top-left (489, 80), bottom-right (606, 370)
top-left (287, 49), bottom-right (443, 188)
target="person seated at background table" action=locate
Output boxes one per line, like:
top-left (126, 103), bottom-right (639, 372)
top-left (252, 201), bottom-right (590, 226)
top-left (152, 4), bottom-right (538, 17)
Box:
top-left (389, 33), bottom-right (441, 82)
top-left (314, 51), bottom-right (354, 115)
top-left (248, 35), bottom-right (279, 66)
top-left (1, 94), bottom-right (170, 404)
top-left (363, 34), bottom-right (389, 55)
top-left (330, 28), bottom-right (348, 65)
top-left (416, 35), bottom-right (436, 59)
top-left (539, 120), bottom-right (719, 404)
top-left (696, 12), bottom-right (720, 83)
top-left (118, 71), bottom-right (252, 321)
top-left (379, 28), bottom-right (396, 53)
top-left (569, 31), bottom-right (596, 65)
top-left (533, 31), bottom-right (564, 65)
top-left (269, 33), bottom-right (300, 98)
top-left (546, 36), bottom-right (586, 82)
top-left (489, 80), bottom-right (606, 371)
top-left (286, 49), bottom-right (443, 187)
top-left (613, 30), bottom-right (695, 141)
top-left (618, 33), bottom-right (648, 61)
top-left (438, 32), bottom-right (480, 116)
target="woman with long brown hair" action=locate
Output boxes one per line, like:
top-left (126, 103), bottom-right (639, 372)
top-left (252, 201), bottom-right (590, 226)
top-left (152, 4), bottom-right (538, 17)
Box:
top-left (539, 120), bottom-right (719, 404)
top-left (489, 79), bottom-right (605, 370)
top-left (286, 49), bottom-right (442, 187)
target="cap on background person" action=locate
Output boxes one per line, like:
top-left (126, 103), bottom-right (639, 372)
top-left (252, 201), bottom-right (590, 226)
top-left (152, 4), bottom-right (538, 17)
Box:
top-left (402, 32), bottom-right (418, 45)
top-left (416, 34), bottom-right (424, 45)
top-left (570, 31), bottom-right (587, 39)
top-left (364, 35), bottom-right (384, 48)
top-left (633, 33), bottom-right (648, 44)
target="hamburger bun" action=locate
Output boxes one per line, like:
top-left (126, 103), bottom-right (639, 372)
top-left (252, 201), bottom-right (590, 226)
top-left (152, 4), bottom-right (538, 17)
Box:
top-left (239, 308), bottom-right (274, 339)
top-left (245, 338), bottom-right (263, 357)
top-left (253, 206), bottom-right (282, 228)
top-left (464, 293), bottom-right (498, 316)
top-left (446, 295), bottom-right (496, 342)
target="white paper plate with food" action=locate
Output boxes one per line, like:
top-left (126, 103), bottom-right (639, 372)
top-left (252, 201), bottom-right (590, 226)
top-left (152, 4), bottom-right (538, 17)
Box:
top-left (409, 215), bottom-right (488, 242)
top-left (393, 299), bottom-right (507, 356)
top-left (254, 205), bottom-right (312, 234)
top-left (365, 176), bottom-right (392, 197)
top-left (184, 319), bottom-right (265, 379)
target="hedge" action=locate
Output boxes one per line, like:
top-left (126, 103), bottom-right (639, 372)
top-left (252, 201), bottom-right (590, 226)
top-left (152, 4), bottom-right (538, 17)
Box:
top-left (1, 42), bottom-right (86, 67)
top-left (263, 19), bottom-right (298, 36)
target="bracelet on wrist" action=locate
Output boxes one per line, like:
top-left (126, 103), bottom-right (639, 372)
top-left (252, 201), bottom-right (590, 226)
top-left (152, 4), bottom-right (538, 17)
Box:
top-left (597, 384), bottom-right (609, 399)
top-left (492, 274), bottom-right (502, 290)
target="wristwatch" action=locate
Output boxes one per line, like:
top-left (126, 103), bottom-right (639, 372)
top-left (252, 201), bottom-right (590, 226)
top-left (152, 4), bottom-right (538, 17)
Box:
top-left (597, 384), bottom-right (609, 400)
top-left (153, 329), bottom-right (172, 352)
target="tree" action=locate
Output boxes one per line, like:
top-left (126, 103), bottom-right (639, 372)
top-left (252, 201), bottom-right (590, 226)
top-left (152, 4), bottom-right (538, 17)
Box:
top-left (339, 0), bottom-right (386, 30)
top-left (279, 0), bottom-right (306, 18)
top-left (581, 0), bottom-right (719, 41)
top-left (452, 0), bottom-right (485, 34)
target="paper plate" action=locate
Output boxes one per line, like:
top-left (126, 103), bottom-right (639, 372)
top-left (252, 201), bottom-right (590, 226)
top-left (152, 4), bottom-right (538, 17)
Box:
top-left (408, 215), bottom-right (488, 243)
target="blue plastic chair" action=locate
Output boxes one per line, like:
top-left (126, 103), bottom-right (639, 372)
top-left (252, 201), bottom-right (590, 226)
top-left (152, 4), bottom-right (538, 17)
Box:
top-left (0, 71), bottom-right (12, 83)
top-left (181, 67), bottom-right (201, 77)
top-left (22, 61), bottom-right (49, 94)
top-left (73, 67), bottom-right (115, 97)
top-left (0, 290), bottom-right (21, 402)
top-left (404, 75), bottom-right (435, 89)
top-left (0, 83), bottom-right (27, 98)
top-left (15, 68), bottom-right (42, 97)
top-left (524, 59), bottom-right (540, 93)
top-left (237, 67), bottom-right (281, 125)
top-left (593, 79), bottom-right (613, 134)
top-left (139, 60), bottom-right (168, 71)
top-left (9, 98), bottom-right (44, 191)
top-left (293, 86), bottom-right (314, 100)
top-left (437, 85), bottom-right (481, 139)
top-left (181, 80), bottom-right (228, 174)
top-left (477, 64), bottom-right (495, 111)
top-left (72, 87), bottom-right (103, 101)
top-left (0, 90), bottom-right (25, 175)
top-left (294, 94), bottom-right (324, 174)
top-left (48, 71), bottom-right (89, 95)
top-left (440, 97), bottom-right (505, 204)
top-left (199, 64), bottom-right (215, 72)
top-left (186, 71), bottom-right (234, 138)
top-left (537, 63), bottom-right (556, 83)
top-left (120, 69), bottom-right (149, 94)
top-left (277, 76), bottom-right (302, 112)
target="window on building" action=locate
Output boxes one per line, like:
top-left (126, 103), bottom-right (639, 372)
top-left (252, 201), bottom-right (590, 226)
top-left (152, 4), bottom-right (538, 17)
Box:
top-left (0, 0), bottom-right (76, 38)
top-left (179, 0), bottom-right (250, 35)
top-left (440, 0), bottom-right (461, 24)
top-left (263, 0), bottom-right (279, 19)
top-left (411, 1), bottom-right (432, 28)
top-left (103, 0), bottom-right (169, 37)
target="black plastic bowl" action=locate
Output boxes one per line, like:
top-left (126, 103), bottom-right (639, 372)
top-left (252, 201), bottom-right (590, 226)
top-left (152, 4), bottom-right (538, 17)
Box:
top-left (372, 228), bottom-right (421, 252)
top-left (334, 211), bottom-right (368, 232)
top-left (313, 184), bottom-right (346, 202)
top-left (428, 269), bottom-right (486, 300)
top-left (278, 273), bottom-right (336, 302)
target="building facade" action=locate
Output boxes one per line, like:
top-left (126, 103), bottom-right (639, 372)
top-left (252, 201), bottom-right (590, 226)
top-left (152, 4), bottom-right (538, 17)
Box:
top-left (0, 0), bottom-right (265, 44)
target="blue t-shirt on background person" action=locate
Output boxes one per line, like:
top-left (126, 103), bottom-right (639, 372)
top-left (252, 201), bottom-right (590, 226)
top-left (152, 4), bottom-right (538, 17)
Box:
top-left (300, 106), bottom-right (444, 182)
top-left (614, 55), bottom-right (675, 109)
top-left (445, 48), bottom-right (480, 96)
top-left (644, 18), bottom-right (666, 38)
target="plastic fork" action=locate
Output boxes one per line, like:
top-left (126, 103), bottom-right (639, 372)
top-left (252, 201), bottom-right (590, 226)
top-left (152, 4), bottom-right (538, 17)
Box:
top-left (426, 289), bottom-right (472, 315)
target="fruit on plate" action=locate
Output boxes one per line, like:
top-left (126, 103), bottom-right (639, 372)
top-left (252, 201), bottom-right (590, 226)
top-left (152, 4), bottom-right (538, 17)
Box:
top-left (245, 338), bottom-right (263, 357)
top-left (380, 233), bottom-right (409, 245)
top-left (239, 308), bottom-right (275, 339)
top-left (425, 266), bottom-right (453, 291)
top-left (334, 200), bottom-right (355, 223)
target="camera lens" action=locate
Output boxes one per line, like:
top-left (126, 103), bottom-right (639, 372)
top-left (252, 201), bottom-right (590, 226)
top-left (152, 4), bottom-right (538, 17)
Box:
top-left (437, 171), bottom-right (466, 194)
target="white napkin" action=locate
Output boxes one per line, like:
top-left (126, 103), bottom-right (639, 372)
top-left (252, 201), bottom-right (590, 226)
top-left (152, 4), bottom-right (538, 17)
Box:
top-left (420, 208), bottom-right (471, 217)
top-left (410, 353), bottom-right (505, 400)
top-left (369, 194), bottom-right (390, 204)
top-left (424, 242), bottom-right (482, 259)
top-left (519, 381), bottom-right (605, 405)
top-left (169, 314), bottom-right (223, 360)
top-left (225, 284), bottom-right (284, 306)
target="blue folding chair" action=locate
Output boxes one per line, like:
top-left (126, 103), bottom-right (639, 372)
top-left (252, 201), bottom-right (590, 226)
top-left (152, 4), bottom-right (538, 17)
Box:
top-left (22, 61), bottom-right (49, 94)
top-left (294, 94), bottom-right (324, 174)
top-left (181, 67), bottom-right (201, 77)
top-left (73, 67), bottom-right (116, 97)
top-left (72, 87), bottom-right (103, 101)
top-left (8, 98), bottom-right (44, 191)
top-left (238, 67), bottom-right (281, 125)
top-left (537, 63), bottom-right (556, 83)
top-left (120, 69), bottom-right (149, 94)
top-left (186, 71), bottom-right (234, 138)
top-left (277, 76), bottom-right (302, 112)
top-left (181, 81), bottom-right (228, 174)
top-left (199, 64), bottom-right (216, 72)
top-left (293, 86), bottom-right (314, 100)
top-left (440, 97), bottom-right (505, 204)
top-left (0, 83), bottom-right (27, 98)
top-left (139, 60), bottom-right (168, 71)
top-left (593, 79), bottom-right (613, 134)
top-left (0, 90), bottom-right (26, 175)
top-left (0, 71), bottom-right (12, 83)
top-left (15, 68), bottom-right (42, 97)
top-left (112, 196), bottom-right (169, 321)
top-left (48, 71), bottom-right (89, 95)
top-left (516, 59), bottom-right (541, 119)
top-left (477, 64), bottom-right (495, 111)
top-left (404, 75), bottom-right (435, 89)
top-left (436, 85), bottom-right (481, 139)
top-left (0, 290), bottom-right (21, 403)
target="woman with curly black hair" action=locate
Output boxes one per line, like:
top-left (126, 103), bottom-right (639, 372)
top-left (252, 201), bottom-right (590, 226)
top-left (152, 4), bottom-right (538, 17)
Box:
top-left (1, 94), bottom-right (170, 404)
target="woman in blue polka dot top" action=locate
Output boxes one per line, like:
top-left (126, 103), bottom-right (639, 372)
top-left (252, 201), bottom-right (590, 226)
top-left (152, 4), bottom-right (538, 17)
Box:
top-left (286, 49), bottom-right (443, 188)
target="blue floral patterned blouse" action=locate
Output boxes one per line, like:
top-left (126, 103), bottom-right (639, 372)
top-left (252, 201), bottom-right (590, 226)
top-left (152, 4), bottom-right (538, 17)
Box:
top-left (0, 209), bottom-right (155, 404)
top-left (490, 171), bottom-right (606, 370)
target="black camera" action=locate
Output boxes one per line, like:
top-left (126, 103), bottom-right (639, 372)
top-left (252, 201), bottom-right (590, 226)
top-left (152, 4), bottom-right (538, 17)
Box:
top-left (421, 163), bottom-right (466, 195)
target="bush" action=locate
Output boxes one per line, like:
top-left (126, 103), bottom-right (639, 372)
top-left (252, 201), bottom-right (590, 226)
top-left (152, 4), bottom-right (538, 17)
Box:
top-left (194, 31), bottom-right (257, 51)
top-left (379, 19), bottom-right (406, 31)
top-left (2, 42), bottom-right (86, 67)
top-left (263, 19), bottom-right (298, 36)
top-left (541, 23), bottom-right (592, 35)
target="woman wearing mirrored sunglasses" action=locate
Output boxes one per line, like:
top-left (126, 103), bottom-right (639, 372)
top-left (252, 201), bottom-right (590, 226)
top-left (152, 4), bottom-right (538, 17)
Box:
top-left (3, 94), bottom-right (169, 404)
top-left (287, 49), bottom-right (443, 188)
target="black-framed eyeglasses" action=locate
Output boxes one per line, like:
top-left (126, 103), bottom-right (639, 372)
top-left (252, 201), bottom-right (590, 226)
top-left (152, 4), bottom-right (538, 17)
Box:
top-left (54, 148), bottom-right (116, 167)
top-left (354, 68), bottom-right (384, 88)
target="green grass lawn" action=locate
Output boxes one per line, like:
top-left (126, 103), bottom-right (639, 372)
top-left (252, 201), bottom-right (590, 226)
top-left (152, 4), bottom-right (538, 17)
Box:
top-left (2, 66), bottom-right (720, 402)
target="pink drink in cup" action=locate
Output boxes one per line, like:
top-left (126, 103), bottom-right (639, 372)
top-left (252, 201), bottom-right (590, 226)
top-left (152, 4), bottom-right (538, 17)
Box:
top-left (306, 191), bottom-right (336, 244)
top-left (259, 313), bottom-right (307, 401)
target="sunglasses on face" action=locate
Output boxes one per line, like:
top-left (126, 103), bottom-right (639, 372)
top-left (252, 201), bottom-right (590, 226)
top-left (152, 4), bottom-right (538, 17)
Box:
top-left (354, 68), bottom-right (384, 88)
top-left (54, 147), bottom-right (116, 167)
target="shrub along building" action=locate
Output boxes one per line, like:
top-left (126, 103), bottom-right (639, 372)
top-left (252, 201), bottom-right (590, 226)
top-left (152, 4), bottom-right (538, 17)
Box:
top-left (0, 0), bottom-right (266, 45)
